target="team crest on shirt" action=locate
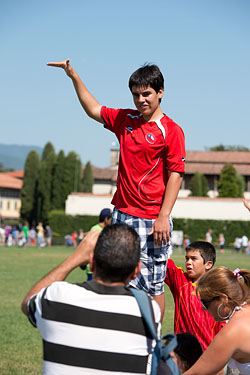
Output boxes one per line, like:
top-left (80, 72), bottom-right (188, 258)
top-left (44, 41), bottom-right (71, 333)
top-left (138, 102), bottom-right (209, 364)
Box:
top-left (145, 134), bottom-right (155, 144)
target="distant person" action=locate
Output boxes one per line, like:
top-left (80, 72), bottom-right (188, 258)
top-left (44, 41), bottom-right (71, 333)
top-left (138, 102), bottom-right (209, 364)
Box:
top-left (22, 222), bottom-right (29, 245)
top-left (234, 237), bottom-right (242, 252)
top-left (71, 231), bottom-right (78, 247)
top-left (205, 229), bottom-right (213, 243)
top-left (78, 228), bottom-right (84, 245)
top-left (29, 227), bottom-right (37, 246)
top-left (36, 222), bottom-right (44, 247)
top-left (165, 241), bottom-right (224, 351)
top-left (218, 233), bottom-right (225, 254)
top-left (21, 224), bottom-right (161, 374)
top-left (184, 267), bottom-right (250, 375)
top-left (45, 225), bottom-right (52, 247)
top-left (84, 208), bottom-right (112, 280)
top-left (47, 59), bottom-right (185, 321)
top-left (242, 235), bottom-right (248, 254)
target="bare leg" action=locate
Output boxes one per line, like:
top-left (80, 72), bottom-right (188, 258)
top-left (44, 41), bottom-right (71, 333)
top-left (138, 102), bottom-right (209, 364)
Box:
top-left (153, 292), bottom-right (165, 322)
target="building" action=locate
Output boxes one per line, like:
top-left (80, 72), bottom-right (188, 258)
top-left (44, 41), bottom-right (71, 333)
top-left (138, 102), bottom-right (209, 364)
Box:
top-left (84, 150), bottom-right (250, 198)
top-left (0, 173), bottom-right (23, 220)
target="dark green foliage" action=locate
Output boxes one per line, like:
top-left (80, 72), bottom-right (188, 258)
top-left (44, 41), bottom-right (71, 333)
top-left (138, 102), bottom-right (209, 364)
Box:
top-left (51, 150), bottom-right (66, 210)
top-left (63, 152), bottom-right (82, 195)
top-left (236, 172), bottom-right (246, 197)
top-left (209, 144), bottom-right (249, 151)
top-left (20, 151), bottom-right (40, 223)
top-left (36, 143), bottom-right (56, 224)
top-left (189, 172), bottom-right (208, 196)
top-left (48, 210), bottom-right (98, 236)
top-left (217, 163), bottom-right (239, 197)
top-left (82, 161), bottom-right (93, 193)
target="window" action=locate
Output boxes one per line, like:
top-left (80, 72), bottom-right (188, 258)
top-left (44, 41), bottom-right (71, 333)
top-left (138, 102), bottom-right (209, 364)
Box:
top-left (7, 201), bottom-right (10, 210)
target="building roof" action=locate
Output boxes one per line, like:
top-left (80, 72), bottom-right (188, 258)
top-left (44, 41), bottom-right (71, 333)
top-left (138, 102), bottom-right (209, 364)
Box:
top-left (82, 166), bottom-right (118, 182)
top-left (185, 151), bottom-right (250, 176)
top-left (0, 173), bottom-right (23, 189)
top-left (4, 170), bottom-right (24, 179)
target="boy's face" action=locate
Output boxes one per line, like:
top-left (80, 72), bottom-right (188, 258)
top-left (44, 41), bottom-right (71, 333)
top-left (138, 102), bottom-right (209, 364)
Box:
top-left (185, 250), bottom-right (212, 281)
top-left (131, 85), bottom-right (163, 121)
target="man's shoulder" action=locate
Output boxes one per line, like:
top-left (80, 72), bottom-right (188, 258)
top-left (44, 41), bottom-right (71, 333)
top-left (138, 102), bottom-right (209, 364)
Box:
top-left (162, 115), bottom-right (183, 132)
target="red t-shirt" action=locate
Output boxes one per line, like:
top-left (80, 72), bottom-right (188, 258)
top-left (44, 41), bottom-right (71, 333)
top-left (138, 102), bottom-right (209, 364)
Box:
top-left (165, 259), bottom-right (224, 351)
top-left (101, 106), bottom-right (185, 219)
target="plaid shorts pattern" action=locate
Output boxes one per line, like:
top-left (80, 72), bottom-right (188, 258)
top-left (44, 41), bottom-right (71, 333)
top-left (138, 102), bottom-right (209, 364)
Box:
top-left (111, 208), bottom-right (173, 295)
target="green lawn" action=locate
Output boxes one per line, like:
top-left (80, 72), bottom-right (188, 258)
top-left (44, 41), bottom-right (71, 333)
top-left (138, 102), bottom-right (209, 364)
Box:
top-left (1, 245), bottom-right (249, 375)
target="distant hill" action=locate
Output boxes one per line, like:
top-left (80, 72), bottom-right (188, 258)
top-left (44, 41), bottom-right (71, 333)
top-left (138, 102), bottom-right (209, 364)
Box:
top-left (0, 144), bottom-right (43, 170)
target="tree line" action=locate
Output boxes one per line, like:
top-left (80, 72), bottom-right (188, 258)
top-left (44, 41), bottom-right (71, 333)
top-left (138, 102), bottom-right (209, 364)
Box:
top-left (20, 142), bottom-right (93, 225)
top-left (189, 164), bottom-right (245, 197)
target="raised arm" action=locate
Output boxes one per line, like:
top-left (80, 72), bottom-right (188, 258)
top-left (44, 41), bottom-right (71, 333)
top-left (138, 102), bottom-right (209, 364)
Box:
top-left (47, 59), bottom-right (103, 123)
top-left (21, 230), bottom-right (100, 315)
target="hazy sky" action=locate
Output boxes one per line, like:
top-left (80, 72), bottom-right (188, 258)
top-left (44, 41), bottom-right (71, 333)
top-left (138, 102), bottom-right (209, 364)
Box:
top-left (1, 0), bottom-right (249, 167)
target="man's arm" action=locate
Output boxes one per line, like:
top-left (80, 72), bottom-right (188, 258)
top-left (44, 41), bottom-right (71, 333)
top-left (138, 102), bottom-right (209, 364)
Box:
top-left (21, 230), bottom-right (100, 315)
top-left (47, 59), bottom-right (103, 123)
top-left (149, 171), bottom-right (183, 246)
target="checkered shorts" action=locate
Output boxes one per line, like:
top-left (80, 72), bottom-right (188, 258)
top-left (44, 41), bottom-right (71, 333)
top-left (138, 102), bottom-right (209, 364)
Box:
top-left (111, 208), bottom-right (173, 295)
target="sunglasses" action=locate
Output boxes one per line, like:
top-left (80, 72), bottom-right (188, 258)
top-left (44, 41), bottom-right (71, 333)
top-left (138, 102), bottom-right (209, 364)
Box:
top-left (200, 297), bottom-right (217, 310)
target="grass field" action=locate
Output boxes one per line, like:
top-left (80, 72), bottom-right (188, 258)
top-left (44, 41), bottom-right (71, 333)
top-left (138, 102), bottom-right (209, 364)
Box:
top-left (1, 245), bottom-right (250, 375)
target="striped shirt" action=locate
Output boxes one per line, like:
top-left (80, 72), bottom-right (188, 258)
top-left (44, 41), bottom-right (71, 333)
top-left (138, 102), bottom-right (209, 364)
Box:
top-left (27, 280), bottom-right (161, 375)
top-left (165, 259), bottom-right (224, 351)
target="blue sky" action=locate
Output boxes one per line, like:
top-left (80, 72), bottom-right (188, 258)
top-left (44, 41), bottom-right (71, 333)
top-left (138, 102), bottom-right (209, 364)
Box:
top-left (1, 0), bottom-right (249, 167)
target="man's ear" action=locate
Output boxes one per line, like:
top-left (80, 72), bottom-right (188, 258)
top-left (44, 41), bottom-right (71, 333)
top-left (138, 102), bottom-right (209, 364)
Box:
top-left (158, 87), bottom-right (164, 99)
top-left (89, 253), bottom-right (95, 273)
top-left (130, 262), bottom-right (142, 281)
top-left (205, 261), bottom-right (213, 271)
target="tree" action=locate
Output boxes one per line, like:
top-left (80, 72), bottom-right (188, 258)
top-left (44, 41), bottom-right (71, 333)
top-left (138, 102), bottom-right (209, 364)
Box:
top-left (51, 150), bottom-right (66, 210)
top-left (236, 172), bottom-right (246, 197)
top-left (209, 144), bottom-right (249, 151)
top-left (82, 161), bottom-right (94, 193)
top-left (189, 172), bottom-right (208, 197)
top-left (36, 143), bottom-right (56, 224)
top-left (63, 152), bottom-right (82, 196)
top-left (217, 163), bottom-right (239, 197)
top-left (20, 151), bottom-right (40, 223)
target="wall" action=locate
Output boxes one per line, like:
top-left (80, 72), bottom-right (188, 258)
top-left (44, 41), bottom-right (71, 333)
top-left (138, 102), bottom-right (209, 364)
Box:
top-left (66, 194), bottom-right (250, 221)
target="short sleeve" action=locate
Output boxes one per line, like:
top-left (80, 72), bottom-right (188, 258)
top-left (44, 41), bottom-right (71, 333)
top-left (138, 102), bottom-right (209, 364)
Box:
top-left (165, 123), bottom-right (185, 173)
top-left (101, 106), bottom-right (125, 136)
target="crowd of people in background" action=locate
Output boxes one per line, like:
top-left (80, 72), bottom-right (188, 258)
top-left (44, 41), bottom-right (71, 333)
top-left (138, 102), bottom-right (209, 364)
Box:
top-left (0, 222), bottom-right (52, 247)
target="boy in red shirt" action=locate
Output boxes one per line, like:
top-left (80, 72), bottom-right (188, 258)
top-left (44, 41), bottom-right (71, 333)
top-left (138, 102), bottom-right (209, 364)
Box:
top-left (47, 59), bottom-right (185, 319)
top-left (165, 241), bottom-right (224, 351)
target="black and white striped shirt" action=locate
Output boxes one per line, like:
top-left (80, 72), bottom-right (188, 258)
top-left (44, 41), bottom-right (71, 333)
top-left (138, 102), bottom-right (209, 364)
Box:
top-left (27, 280), bottom-right (161, 375)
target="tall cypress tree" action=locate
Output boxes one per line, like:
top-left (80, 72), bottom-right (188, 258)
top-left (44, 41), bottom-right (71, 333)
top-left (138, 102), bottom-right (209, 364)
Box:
top-left (82, 161), bottom-right (94, 193)
top-left (217, 163), bottom-right (239, 197)
top-left (189, 172), bottom-right (208, 197)
top-left (51, 150), bottom-right (66, 210)
top-left (36, 143), bottom-right (56, 224)
top-left (63, 152), bottom-right (82, 197)
top-left (20, 151), bottom-right (40, 223)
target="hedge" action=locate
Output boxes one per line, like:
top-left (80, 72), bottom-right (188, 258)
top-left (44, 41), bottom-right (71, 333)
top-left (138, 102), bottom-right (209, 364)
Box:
top-left (48, 211), bottom-right (250, 247)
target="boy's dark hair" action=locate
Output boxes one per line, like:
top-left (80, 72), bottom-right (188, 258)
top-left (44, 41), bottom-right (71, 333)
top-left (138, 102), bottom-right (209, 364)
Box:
top-left (175, 333), bottom-right (203, 371)
top-left (128, 64), bottom-right (164, 94)
top-left (94, 223), bottom-right (141, 283)
top-left (186, 241), bottom-right (216, 265)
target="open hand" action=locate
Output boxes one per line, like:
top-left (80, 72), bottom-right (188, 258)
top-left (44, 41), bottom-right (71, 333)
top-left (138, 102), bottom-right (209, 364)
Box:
top-left (148, 214), bottom-right (170, 246)
top-left (47, 58), bottom-right (74, 78)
